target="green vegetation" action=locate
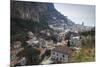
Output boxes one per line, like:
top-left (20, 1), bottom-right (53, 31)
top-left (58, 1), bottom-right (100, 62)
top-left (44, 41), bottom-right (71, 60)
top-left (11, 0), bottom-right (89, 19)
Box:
top-left (71, 29), bottom-right (95, 62)
top-left (71, 48), bottom-right (95, 62)
top-left (81, 28), bottom-right (95, 48)
top-left (16, 47), bottom-right (41, 65)
top-left (11, 17), bottom-right (52, 42)
top-left (11, 18), bottom-right (49, 34)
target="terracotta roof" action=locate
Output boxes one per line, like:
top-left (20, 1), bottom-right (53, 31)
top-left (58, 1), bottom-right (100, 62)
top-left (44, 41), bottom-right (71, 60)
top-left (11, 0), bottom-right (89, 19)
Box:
top-left (52, 45), bottom-right (71, 54)
top-left (34, 48), bottom-right (44, 53)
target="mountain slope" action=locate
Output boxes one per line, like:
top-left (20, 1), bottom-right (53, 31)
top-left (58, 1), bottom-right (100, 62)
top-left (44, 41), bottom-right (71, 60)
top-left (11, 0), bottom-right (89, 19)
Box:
top-left (11, 1), bottom-right (75, 36)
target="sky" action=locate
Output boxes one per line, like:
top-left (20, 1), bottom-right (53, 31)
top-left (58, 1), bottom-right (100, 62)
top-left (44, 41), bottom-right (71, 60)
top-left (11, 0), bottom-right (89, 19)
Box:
top-left (54, 3), bottom-right (95, 26)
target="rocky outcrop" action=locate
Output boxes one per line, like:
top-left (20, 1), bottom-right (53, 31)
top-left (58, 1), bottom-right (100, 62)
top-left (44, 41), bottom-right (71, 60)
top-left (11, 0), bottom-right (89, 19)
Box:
top-left (11, 1), bottom-right (75, 35)
top-left (11, 1), bottom-right (75, 24)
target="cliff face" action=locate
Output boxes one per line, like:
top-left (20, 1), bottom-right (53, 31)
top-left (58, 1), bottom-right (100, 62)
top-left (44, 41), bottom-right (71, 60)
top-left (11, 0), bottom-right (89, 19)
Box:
top-left (11, 1), bottom-right (75, 35)
top-left (11, 1), bottom-right (48, 22)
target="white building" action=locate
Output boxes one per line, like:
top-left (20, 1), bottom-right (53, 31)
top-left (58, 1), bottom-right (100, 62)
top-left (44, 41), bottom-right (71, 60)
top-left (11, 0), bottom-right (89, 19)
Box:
top-left (18, 57), bottom-right (27, 65)
top-left (69, 34), bottom-right (81, 49)
top-left (51, 45), bottom-right (71, 63)
top-left (13, 41), bottom-right (22, 49)
top-left (38, 38), bottom-right (47, 49)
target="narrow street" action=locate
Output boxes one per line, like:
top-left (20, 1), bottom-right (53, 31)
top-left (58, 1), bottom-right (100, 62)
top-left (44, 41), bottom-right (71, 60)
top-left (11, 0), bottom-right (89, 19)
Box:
top-left (41, 55), bottom-right (53, 64)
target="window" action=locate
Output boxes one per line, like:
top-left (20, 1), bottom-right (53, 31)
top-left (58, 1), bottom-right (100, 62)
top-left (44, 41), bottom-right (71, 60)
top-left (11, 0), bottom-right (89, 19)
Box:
top-left (62, 55), bottom-right (65, 57)
top-left (53, 52), bottom-right (55, 55)
top-left (57, 53), bottom-right (58, 56)
top-left (56, 58), bottom-right (58, 61)
top-left (60, 58), bottom-right (62, 61)
top-left (72, 41), bottom-right (73, 44)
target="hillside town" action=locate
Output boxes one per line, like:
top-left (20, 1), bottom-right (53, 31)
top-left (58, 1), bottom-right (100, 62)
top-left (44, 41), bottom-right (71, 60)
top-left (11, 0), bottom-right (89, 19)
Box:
top-left (11, 25), bottom-right (86, 66)
top-left (10, 1), bottom-right (95, 66)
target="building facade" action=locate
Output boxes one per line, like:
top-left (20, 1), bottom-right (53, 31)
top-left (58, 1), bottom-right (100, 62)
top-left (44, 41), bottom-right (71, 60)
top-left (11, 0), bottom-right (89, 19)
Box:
top-left (51, 45), bottom-right (70, 63)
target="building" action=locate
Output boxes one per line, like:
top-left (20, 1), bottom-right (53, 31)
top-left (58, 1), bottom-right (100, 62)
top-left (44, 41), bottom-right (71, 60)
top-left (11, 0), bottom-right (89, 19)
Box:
top-left (13, 41), bottom-right (22, 49)
top-left (51, 45), bottom-right (71, 63)
top-left (69, 32), bottom-right (81, 49)
top-left (38, 38), bottom-right (47, 48)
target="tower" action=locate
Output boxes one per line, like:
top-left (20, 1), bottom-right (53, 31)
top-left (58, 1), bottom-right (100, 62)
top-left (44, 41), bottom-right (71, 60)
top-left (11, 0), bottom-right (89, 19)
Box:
top-left (82, 22), bottom-right (84, 26)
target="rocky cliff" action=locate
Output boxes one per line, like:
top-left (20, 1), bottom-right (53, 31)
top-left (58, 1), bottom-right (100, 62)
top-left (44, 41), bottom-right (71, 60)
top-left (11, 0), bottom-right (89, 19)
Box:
top-left (11, 1), bottom-right (75, 35)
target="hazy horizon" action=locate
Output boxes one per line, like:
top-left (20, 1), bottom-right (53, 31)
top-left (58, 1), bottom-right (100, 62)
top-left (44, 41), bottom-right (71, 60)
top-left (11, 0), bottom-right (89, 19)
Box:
top-left (54, 3), bottom-right (95, 26)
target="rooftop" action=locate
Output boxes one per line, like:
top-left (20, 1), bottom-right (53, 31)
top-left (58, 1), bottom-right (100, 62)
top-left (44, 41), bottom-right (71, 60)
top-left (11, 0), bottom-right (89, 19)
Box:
top-left (52, 45), bottom-right (71, 54)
